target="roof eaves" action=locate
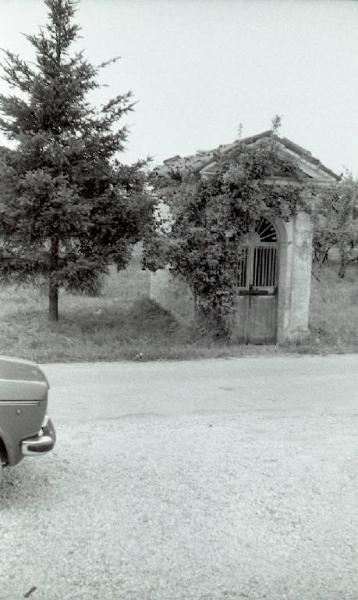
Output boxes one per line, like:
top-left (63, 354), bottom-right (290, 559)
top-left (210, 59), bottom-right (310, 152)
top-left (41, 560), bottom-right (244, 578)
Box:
top-left (278, 137), bottom-right (339, 180)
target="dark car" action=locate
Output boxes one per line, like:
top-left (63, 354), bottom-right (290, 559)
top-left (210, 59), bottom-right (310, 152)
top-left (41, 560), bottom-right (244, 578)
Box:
top-left (0, 356), bottom-right (56, 467)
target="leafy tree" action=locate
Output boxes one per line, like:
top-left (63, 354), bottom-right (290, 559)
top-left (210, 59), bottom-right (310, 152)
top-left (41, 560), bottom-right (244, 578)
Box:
top-left (149, 137), bottom-right (304, 336)
top-left (312, 174), bottom-right (358, 278)
top-left (0, 0), bottom-right (154, 320)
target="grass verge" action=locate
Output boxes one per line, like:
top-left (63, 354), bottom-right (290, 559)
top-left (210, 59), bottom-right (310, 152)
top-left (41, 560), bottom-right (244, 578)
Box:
top-left (0, 261), bottom-right (357, 362)
top-left (303, 261), bottom-right (358, 354)
top-left (0, 285), bottom-right (282, 362)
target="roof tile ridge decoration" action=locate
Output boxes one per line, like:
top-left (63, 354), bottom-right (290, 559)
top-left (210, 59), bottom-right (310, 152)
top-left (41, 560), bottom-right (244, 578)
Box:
top-left (238, 129), bottom-right (274, 147)
top-left (157, 130), bottom-right (340, 181)
top-left (163, 155), bottom-right (181, 165)
top-left (157, 130), bottom-right (275, 175)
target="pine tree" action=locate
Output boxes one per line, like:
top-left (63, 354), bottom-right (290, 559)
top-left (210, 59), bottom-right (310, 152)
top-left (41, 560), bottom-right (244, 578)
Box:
top-left (0, 0), bottom-right (153, 320)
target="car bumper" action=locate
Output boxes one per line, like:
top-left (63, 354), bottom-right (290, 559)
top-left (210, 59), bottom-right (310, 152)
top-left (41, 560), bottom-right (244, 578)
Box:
top-left (22, 416), bottom-right (56, 456)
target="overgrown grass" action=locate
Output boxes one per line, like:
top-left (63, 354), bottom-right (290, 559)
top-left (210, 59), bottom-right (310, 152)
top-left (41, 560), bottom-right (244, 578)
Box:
top-left (305, 261), bottom-right (358, 353)
top-left (283, 260), bottom-right (358, 354)
top-left (0, 285), bottom-right (281, 362)
top-left (0, 261), bottom-right (357, 362)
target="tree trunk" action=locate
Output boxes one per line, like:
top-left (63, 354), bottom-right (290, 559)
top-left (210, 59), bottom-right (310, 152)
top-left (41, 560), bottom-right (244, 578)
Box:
top-left (49, 237), bottom-right (59, 321)
top-left (49, 278), bottom-right (59, 321)
top-left (338, 244), bottom-right (348, 279)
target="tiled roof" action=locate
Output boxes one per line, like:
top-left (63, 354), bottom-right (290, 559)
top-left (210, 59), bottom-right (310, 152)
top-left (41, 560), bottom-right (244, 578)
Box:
top-left (155, 130), bottom-right (340, 181)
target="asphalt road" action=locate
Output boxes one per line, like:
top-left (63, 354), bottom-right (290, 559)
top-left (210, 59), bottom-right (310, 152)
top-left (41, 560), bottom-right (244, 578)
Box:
top-left (1, 355), bottom-right (358, 600)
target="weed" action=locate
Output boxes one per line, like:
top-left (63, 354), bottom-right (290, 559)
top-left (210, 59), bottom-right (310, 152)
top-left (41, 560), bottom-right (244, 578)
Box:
top-left (0, 260), bottom-right (356, 362)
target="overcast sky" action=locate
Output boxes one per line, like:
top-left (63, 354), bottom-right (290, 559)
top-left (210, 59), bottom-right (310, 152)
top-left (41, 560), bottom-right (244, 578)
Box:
top-left (0, 0), bottom-right (358, 176)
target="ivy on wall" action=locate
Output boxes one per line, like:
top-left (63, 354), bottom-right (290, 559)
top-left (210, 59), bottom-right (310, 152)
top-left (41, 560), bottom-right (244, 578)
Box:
top-left (146, 137), bottom-right (308, 336)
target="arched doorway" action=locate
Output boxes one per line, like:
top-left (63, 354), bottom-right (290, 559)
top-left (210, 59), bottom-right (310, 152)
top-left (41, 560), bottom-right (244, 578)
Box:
top-left (233, 217), bottom-right (279, 343)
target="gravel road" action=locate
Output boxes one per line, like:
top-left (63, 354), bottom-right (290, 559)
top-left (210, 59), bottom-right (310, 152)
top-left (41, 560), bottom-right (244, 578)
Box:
top-left (1, 355), bottom-right (358, 600)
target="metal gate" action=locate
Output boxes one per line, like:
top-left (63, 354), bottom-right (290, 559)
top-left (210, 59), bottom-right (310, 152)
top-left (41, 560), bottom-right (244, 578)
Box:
top-left (233, 217), bottom-right (278, 343)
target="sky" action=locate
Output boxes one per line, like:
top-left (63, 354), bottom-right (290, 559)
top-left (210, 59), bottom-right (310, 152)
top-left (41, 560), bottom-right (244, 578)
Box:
top-left (0, 0), bottom-right (358, 176)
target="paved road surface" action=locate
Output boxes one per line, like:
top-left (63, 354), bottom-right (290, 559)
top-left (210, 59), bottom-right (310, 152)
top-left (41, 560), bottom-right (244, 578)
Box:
top-left (1, 355), bottom-right (358, 599)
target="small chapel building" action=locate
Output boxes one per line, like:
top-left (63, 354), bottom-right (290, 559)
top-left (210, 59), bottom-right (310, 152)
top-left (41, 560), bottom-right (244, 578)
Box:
top-left (149, 131), bottom-right (340, 344)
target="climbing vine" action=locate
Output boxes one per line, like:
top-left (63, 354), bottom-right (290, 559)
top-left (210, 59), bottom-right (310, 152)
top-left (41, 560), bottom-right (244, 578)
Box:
top-left (146, 137), bottom-right (307, 336)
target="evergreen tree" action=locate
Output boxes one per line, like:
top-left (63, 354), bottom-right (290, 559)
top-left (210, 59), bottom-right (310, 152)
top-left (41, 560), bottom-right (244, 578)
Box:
top-left (0, 0), bottom-right (153, 320)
